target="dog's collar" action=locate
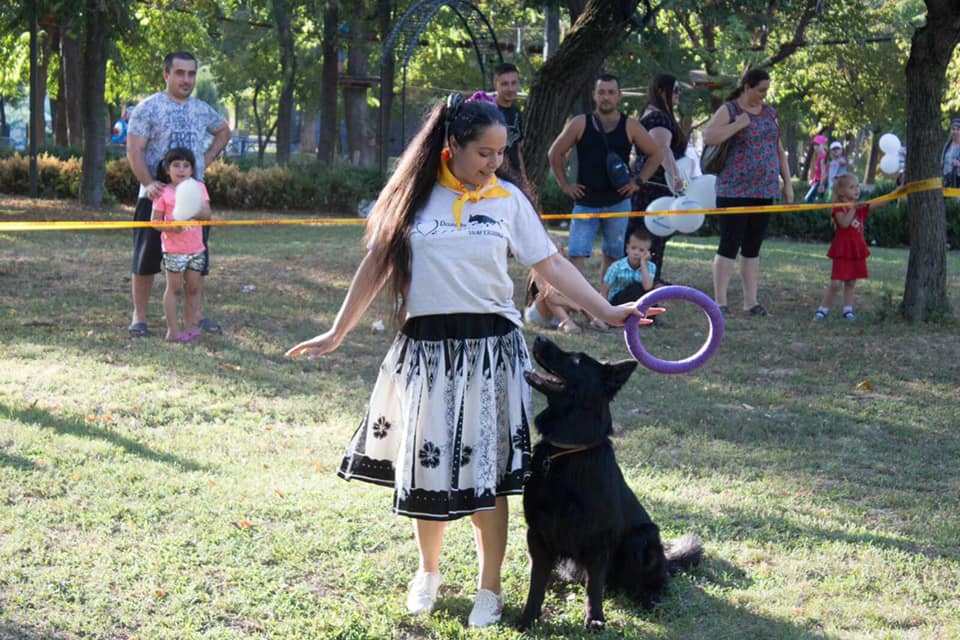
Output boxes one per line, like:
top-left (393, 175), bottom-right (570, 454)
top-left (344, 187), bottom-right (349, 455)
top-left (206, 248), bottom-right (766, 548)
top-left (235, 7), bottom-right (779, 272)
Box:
top-left (542, 438), bottom-right (608, 467)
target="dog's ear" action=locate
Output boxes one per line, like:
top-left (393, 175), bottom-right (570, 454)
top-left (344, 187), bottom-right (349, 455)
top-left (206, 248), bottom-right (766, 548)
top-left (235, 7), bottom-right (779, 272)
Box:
top-left (604, 359), bottom-right (639, 397)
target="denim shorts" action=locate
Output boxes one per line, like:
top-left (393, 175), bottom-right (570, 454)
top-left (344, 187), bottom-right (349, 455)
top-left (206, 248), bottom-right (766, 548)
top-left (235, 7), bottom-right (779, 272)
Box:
top-left (567, 200), bottom-right (630, 259)
top-left (163, 251), bottom-right (208, 273)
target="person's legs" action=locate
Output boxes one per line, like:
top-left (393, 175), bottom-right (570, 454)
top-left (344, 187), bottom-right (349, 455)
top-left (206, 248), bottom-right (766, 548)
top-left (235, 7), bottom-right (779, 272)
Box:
top-left (740, 256), bottom-right (760, 309)
top-left (739, 212), bottom-right (772, 311)
top-left (598, 201), bottom-right (630, 284)
top-left (821, 279), bottom-right (842, 309)
top-left (162, 269), bottom-right (184, 341)
top-left (842, 280), bottom-right (856, 308)
top-left (414, 519), bottom-right (446, 573)
top-left (470, 497), bottom-right (508, 593)
top-left (713, 255), bottom-right (736, 307)
top-left (567, 206), bottom-right (600, 274)
top-left (183, 269), bottom-right (204, 329)
top-left (131, 197), bottom-right (162, 328)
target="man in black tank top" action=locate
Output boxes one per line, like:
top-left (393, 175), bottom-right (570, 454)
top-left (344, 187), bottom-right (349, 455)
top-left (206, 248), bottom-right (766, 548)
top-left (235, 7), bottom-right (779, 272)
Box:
top-left (548, 75), bottom-right (663, 290)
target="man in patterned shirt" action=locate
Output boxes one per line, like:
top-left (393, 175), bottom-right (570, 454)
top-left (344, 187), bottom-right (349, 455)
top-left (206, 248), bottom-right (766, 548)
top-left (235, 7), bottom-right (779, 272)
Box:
top-left (126, 51), bottom-right (231, 338)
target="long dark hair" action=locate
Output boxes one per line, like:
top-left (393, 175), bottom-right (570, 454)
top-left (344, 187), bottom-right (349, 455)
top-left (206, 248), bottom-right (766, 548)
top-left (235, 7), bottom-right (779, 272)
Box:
top-left (645, 73), bottom-right (687, 151)
top-left (365, 95), bottom-right (508, 324)
top-left (726, 68), bottom-right (770, 101)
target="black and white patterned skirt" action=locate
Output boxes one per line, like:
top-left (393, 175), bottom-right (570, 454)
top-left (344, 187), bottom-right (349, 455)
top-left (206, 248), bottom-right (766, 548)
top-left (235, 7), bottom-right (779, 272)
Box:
top-left (337, 313), bottom-right (532, 521)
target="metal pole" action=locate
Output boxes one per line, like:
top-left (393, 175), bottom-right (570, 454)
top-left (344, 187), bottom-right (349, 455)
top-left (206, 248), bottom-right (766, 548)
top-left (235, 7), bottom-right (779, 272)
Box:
top-left (29, 11), bottom-right (39, 198)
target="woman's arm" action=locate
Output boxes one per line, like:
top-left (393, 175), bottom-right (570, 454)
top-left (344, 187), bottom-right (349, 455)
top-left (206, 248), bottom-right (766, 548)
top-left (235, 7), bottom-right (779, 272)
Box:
top-left (532, 253), bottom-right (648, 327)
top-left (285, 248), bottom-right (391, 358)
top-left (703, 104), bottom-right (750, 146)
top-left (647, 126), bottom-right (683, 192)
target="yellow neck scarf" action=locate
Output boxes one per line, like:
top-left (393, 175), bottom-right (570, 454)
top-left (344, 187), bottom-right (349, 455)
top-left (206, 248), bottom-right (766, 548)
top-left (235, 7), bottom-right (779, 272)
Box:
top-left (437, 148), bottom-right (511, 227)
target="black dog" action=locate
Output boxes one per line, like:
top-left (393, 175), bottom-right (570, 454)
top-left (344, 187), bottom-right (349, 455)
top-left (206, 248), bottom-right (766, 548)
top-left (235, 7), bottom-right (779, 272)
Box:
top-left (519, 336), bottom-right (702, 631)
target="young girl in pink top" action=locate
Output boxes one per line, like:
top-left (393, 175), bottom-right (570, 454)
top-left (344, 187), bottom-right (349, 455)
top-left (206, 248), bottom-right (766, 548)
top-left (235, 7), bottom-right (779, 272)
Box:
top-left (150, 147), bottom-right (212, 342)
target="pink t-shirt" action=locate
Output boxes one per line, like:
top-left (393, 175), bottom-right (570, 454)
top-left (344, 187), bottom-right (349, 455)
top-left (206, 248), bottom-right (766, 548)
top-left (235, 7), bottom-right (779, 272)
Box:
top-left (152, 183), bottom-right (209, 255)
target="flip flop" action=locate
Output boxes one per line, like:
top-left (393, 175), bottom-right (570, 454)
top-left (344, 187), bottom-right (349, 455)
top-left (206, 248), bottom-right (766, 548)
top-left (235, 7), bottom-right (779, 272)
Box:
top-left (128, 322), bottom-right (150, 338)
top-left (176, 328), bottom-right (202, 343)
top-left (196, 318), bottom-right (223, 335)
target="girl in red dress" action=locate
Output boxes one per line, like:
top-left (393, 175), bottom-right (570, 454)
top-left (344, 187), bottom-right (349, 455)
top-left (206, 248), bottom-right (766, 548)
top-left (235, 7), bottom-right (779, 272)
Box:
top-left (812, 174), bottom-right (899, 321)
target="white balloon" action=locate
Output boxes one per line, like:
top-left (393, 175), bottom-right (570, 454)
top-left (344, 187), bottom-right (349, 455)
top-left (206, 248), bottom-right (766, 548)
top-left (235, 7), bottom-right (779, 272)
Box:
top-left (645, 195), bottom-right (677, 212)
top-left (685, 174), bottom-right (717, 209)
top-left (879, 133), bottom-right (902, 155)
top-left (172, 178), bottom-right (204, 221)
top-left (879, 154), bottom-right (900, 175)
top-left (665, 156), bottom-right (695, 193)
top-left (665, 196), bottom-right (706, 233)
top-left (645, 215), bottom-right (676, 237)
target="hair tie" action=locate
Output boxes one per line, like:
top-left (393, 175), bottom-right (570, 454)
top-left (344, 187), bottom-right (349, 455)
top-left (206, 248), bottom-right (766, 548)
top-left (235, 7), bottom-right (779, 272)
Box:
top-left (445, 93), bottom-right (464, 122)
top-left (466, 91), bottom-right (496, 105)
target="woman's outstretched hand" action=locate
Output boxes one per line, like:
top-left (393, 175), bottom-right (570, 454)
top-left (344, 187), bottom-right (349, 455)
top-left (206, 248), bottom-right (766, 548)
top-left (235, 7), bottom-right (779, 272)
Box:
top-left (285, 329), bottom-right (343, 360)
top-left (597, 302), bottom-right (665, 328)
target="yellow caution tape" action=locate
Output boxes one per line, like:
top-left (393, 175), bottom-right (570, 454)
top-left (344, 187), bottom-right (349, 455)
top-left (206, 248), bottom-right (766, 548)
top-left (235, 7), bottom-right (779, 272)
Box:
top-left (0, 177), bottom-right (953, 232)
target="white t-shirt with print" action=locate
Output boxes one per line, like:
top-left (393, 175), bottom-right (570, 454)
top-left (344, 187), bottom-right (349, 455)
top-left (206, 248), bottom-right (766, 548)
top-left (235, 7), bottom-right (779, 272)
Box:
top-left (127, 91), bottom-right (225, 195)
top-left (401, 181), bottom-right (557, 327)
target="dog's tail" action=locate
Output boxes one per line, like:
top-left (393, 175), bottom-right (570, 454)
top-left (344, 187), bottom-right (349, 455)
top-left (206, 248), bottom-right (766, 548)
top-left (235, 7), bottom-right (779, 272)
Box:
top-left (665, 534), bottom-right (702, 575)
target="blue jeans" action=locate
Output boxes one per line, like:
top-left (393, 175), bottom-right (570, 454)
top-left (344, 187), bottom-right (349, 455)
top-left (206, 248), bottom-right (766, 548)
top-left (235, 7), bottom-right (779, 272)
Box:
top-left (567, 200), bottom-right (631, 259)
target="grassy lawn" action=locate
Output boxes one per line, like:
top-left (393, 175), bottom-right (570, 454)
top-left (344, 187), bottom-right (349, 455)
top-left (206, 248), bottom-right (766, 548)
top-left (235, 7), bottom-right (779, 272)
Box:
top-left (1, 196), bottom-right (959, 639)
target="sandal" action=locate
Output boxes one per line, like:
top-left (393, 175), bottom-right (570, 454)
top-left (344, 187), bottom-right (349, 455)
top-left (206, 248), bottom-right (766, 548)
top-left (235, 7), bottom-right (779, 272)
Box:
top-left (196, 318), bottom-right (223, 335)
top-left (558, 319), bottom-right (582, 334)
top-left (128, 322), bottom-right (150, 338)
top-left (812, 310), bottom-right (827, 321)
top-left (177, 327), bottom-right (202, 343)
top-left (842, 310), bottom-right (856, 321)
top-left (749, 304), bottom-right (772, 317)
top-left (588, 318), bottom-right (610, 332)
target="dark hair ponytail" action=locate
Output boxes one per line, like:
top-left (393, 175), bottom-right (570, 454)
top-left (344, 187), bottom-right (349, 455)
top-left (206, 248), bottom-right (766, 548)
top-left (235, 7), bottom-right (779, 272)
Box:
top-left (726, 68), bottom-right (770, 101)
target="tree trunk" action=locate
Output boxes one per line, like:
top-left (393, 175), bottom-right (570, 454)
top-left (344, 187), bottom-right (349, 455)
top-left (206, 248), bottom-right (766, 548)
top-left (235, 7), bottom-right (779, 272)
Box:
top-left (343, 2), bottom-right (375, 167)
top-left (377, 0), bottom-right (394, 172)
top-left (299, 106), bottom-right (317, 153)
top-left (318, 0), bottom-right (340, 163)
top-left (524, 0), bottom-right (641, 192)
top-left (272, 0), bottom-right (297, 165)
top-left (543, 2), bottom-right (560, 59)
top-left (78, 2), bottom-right (108, 206)
top-left (864, 130), bottom-right (879, 185)
top-left (61, 19), bottom-right (83, 147)
top-left (901, 1), bottom-right (960, 321)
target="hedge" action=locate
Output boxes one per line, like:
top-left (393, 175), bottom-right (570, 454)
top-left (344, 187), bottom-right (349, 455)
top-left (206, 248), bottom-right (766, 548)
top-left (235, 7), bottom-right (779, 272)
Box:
top-left (1, 149), bottom-right (958, 248)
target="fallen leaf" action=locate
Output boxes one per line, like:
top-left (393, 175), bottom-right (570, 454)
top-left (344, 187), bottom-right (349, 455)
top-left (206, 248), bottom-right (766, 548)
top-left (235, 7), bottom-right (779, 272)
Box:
top-left (855, 380), bottom-right (873, 390)
top-left (218, 362), bottom-right (242, 372)
top-left (274, 489), bottom-right (286, 498)
top-left (155, 589), bottom-right (166, 598)
top-left (234, 520), bottom-right (252, 529)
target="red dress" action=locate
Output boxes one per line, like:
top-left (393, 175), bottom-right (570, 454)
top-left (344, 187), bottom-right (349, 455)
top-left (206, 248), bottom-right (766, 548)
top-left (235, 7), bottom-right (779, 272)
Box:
top-left (827, 204), bottom-right (870, 280)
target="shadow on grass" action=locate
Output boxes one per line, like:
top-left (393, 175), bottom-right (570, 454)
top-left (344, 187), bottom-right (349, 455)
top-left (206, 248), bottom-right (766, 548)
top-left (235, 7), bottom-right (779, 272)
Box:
top-left (0, 450), bottom-right (37, 471)
top-left (1, 402), bottom-right (207, 472)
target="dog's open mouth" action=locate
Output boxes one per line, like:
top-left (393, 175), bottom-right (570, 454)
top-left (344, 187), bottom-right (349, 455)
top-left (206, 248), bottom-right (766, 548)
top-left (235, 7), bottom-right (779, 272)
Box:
top-left (524, 351), bottom-right (566, 393)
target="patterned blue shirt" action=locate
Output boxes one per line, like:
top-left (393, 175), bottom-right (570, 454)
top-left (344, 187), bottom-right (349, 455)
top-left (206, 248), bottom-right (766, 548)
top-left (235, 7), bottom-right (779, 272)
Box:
top-left (603, 256), bottom-right (656, 301)
top-left (127, 92), bottom-right (225, 181)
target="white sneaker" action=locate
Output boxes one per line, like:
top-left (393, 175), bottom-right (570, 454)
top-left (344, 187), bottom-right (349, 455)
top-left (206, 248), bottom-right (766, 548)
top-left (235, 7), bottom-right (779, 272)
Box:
top-left (406, 570), bottom-right (441, 615)
top-left (467, 589), bottom-right (503, 627)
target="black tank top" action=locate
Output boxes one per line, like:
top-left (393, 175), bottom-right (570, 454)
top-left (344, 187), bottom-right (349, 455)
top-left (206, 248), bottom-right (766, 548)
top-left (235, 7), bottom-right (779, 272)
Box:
top-left (576, 113), bottom-right (630, 207)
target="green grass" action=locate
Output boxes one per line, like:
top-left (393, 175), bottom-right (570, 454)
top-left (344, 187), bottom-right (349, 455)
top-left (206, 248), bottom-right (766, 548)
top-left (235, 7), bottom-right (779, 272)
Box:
top-left (2, 197), bottom-right (959, 639)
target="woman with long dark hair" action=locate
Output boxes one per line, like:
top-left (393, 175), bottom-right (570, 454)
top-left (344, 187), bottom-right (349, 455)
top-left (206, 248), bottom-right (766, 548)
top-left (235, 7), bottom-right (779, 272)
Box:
top-left (702, 68), bottom-right (793, 316)
top-left (628, 73), bottom-right (689, 284)
top-left (287, 94), bottom-right (647, 627)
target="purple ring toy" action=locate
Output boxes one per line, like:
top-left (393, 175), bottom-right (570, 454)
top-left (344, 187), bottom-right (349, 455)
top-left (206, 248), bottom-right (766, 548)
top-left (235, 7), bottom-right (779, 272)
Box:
top-left (623, 285), bottom-right (724, 374)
